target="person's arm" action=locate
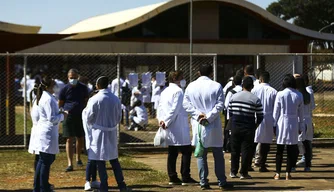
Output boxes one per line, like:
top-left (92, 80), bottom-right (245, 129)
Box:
top-left (159, 91), bottom-right (182, 128)
top-left (224, 91), bottom-right (232, 110)
top-left (273, 93), bottom-right (281, 128)
top-left (58, 86), bottom-right (66, 108)
top-left (255, 98), bottom-right (264, 127)
top-left (298, 98), bottom-right (305, 134)
top-left (182, 87), bottom-right (203, 122)
top-left (206, 86), bottom-right (225, 124)
top-left (44, 98), bottom-right (64, 125)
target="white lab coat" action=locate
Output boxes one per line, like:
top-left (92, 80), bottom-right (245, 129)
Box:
top-left (158, 83), bottom-right (191, 146)
top-left (82, 89), bottom-right (122, 161)
top-left (34, 91), bottom-right (64, 154)
top-left (28, 100), bottom-right (40, 155)
top-left (224, 85), bottom-right (242, 120)
top-left (304, 86), bottom-right (315, 141)
top-left (130, 87), bottom-right (143, 106)
top-left (131, 105), bottom-right (148, 127)
top-left (252, 83), bottom-right (277, 144)
top-left (223, 80), bottom-right (233, 96)
top-left (111, 78), bottom-right (125, 98)
top-left (183, 76), bottom-right (225, 148)
top-left (273, 88), bottom-right (305, 145)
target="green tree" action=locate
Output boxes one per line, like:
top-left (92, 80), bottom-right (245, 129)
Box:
top-left (267, 0), bottom-right (334, 31)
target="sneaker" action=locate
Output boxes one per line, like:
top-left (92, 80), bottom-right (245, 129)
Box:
top-left (169, 177), bottom-right (182, 185)
top-left (219, 183), bottom-right (234, 190)
top-left (259, 167), bottom-right (270, 172)
top-left (304, 167), bottom-right (311, 172)
top-left (240, 174), bottom-right (252, 180)
top-left (296, 160), bottom-right (305, 167)
top-left (274, 173), bottom-right (280, 180)
top-left (84, 181), bottom-right (91, 191)
top-left (229, 172), bottom-right (238, 178)
top-left (182, 177), bottom-right (199, 186)
top-left (91, 180), bottom-right (101, 189)
top-left (200, 185), bottom-right (212, 190)
top-left (65, 165), bottom-right (73, 172)
top-left (291, 167), bottom-right (296, 172)
top-left (253, 163), bottom-right (260, 168)
top-left (49, 184), bottom-right (55, 191)
top-left (77, 160), bottom-right (84, 167)
top-left (286, 173), bottom-right (292, 180)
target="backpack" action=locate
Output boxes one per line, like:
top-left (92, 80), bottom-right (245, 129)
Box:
top-left (121, 83), bottom-right (131, 106)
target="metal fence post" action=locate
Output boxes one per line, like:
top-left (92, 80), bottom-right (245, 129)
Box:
top-left (117, 54), bottom-right (121, 146)
top-left (174, 55), bottom-right (178, 71)
top-left (23, 56), bottom-right (27, 148)
top-left (213, 55), bottom-right (217, 81)
top-left (293, 55), bottom-right (297, 74)
top-left (256, 54), bottom-right (260, 69)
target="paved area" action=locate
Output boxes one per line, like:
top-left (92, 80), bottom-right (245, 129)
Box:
top-left (132, 148), bottom-right (334, 191)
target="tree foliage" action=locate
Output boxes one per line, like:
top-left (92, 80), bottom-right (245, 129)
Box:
top-left (266, 0), bottom-right (334, 31)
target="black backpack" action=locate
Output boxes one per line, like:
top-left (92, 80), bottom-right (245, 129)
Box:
top-left (121, 83), bottom-right (131, 106)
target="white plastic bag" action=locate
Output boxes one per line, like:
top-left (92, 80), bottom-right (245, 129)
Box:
top-left (154, 127), bottom-right (168, 147)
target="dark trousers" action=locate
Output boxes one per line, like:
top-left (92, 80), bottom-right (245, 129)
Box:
top-left (33, 152), bottom-right (55, 192)
top-left (276, 144), bottom-right (299, 173)
top-left (109, 158), bottom-right (127, 190)
top-left (167, 145), bottom-right (192, 180)
top-left (94, 161), bottom-right (108, 192)
top-left (230, 124), bottom-right (255, 175)
top-left (302, 140), bottom-right (312, 167)
top-left (259, 143), bottom-right (270, 169)
top-left (248, 143), bottom-right (258, 168)
top-left (34, 155), bottom-right (39, 171)
top-left (85, 159), bottom-right (97, 182)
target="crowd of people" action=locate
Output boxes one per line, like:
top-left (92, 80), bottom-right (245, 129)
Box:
top-left (157, 64), bottom-right (315, 190)
top-left (26, 63), bottom-right (315, 191)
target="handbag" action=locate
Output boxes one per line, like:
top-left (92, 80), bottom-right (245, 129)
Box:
top-left (194, 124), bottom-right (204, 157)
top-left (154, 127), bottom-right (168, 147)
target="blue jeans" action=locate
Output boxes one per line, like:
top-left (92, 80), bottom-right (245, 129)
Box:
top-left (85, 159), bottom-right (97, 182)
top-left (197, 147), bottom-right (227, 186)
top-left (33, 152), bottom-right (55, 192)
top-left (95, 161), bottom-right (108, 192)
top-left (109, 158), bottom-right (127, 190)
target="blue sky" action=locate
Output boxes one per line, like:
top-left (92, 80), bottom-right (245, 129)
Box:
top-left (1, 0), bottom-right (275, 33)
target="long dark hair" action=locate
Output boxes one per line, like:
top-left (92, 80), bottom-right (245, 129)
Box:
top-left (36, 76), bottom-right (55, 106)
top-left (30, 83), bottom-right (39, 108)
top-left (295, 75), bottom-right (310, 105)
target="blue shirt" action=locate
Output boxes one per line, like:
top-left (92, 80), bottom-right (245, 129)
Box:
top-left (59, 82), bottom-right (89, 116)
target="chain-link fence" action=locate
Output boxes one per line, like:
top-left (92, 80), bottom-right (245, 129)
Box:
top-left (1, 53), bottom-right (333, 148)
top-left (0, 53), bottom-right (217, 148)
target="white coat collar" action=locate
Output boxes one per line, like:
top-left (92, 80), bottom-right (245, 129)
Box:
top-left (261, 83), bottom-right (270, 86)
top-left (169, 83), bottom-right (180, 88)
top-left (98, 89), bottom-right (110, 94)
top-left (197, 76), bottom-right (212, 81)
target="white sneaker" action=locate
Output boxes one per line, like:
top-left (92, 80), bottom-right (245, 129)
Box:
top-left (91, 180), bottom-right (101, 189)
top-left (296, 160), bottom-right (305, 167)
top-left (84, 181), bottom-right (91, 191)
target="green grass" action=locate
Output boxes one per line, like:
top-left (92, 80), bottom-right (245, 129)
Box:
top-left (0, 150), bottom-right (167, 190)
top-left (313, 117), bottom-right (334, 138)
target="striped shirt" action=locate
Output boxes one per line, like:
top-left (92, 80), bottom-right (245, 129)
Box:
top-left (228, 90), bottom-right (263, 126)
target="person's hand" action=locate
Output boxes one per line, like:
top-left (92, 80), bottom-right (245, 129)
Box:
top-left (198, 113), bottom-right (206, 121)
top-left (63, 111), bottom-right (69, 119)
top-left (199, 118), bottom-right (209, 126)
top-left (160, 121), bottom-right (166, 129)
